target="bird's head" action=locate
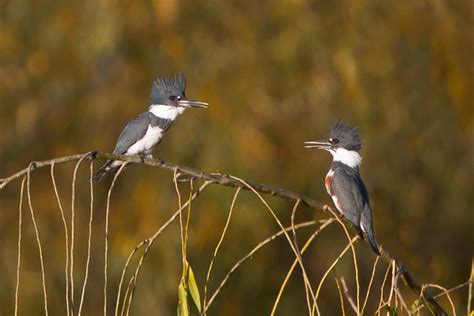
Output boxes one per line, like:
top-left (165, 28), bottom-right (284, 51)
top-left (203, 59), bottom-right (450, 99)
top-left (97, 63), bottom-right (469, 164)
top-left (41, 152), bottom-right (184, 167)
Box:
top-left (150, 73), bottom-right (208, 110)
top-left (305, 120), bottom-right (363, 167)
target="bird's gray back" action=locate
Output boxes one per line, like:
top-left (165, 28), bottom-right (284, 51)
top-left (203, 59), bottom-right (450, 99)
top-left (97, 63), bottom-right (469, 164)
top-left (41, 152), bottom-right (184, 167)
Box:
top-left (113, 112), bottom-right (151, 154)
top-left (331, 164), bottom-right (370, 227)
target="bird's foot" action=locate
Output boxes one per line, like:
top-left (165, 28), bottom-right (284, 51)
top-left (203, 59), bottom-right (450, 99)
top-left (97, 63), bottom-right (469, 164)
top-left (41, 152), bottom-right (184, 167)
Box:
top-left (138, 154), bottom-right (147, 163)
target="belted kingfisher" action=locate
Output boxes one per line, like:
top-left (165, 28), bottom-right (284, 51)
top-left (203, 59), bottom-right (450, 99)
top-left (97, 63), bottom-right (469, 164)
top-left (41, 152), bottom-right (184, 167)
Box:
top-left (305, 120), bottom-right (380, 255)
top-left (91, 73), bottom-right (208, 181)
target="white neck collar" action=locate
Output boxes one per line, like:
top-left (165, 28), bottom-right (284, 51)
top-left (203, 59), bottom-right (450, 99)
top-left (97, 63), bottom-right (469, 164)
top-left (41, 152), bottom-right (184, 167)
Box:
top-left (149, 104), bottom-right (185, 120)
top-left (330, 148), bottom-right (362, 168)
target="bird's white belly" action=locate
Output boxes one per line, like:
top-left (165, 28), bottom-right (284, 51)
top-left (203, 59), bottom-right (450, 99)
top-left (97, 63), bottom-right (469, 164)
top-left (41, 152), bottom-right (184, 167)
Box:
top-left (126, 125), bottom-right (163, 156)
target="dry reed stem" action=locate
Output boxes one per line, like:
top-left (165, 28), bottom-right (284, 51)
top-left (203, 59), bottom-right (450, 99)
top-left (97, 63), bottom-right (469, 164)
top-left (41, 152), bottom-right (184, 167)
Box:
top-left (78, 161), bottom-right (95, 316)
top-left (312, 206), bottom-right (360, 315)
top-left (118, 181), bottom-right (210, 315)
top-left (376, 262), bottom-right (393, 315)
top-left (70, 153), bottom-right (90, 313)
top-left (423, 284), bottom-right (456, 315)
top-left (104, 162), bottom-right (129, 316)
top-left (340, 277), bottom-right (358, 314)
top-left (270, 219), bottom-right (335, 316)
top-left (114, 240), bottom-right (149, 316)
top-left (229, 175), bottom-right (315, 309)
top-left (203, 188), bottom-right (242, 315)
top-left (184, 179), bottom-right (194, 258)
top-left (361, 255), bottom-right (379, 314)
top-left (290, 199), bottom-right (314, 314)
top-left (51, 163), bottom-right (71, 316)
top-left (387, 260), bottom-right (396, 306)
top-left (174, 171), bottom-right (186, 270)
top-left (26, 163), bottom-right (49, 315)
top-left (204, 220), bottom-right (320, 313)
top-left (394, 273), bottom-right (411, 315)
top-left (468, 261), bottom-right (473, 316)
top-left (312, 235), bottom-right (359, 315)
top-left (434, 280), bottom-right (471, 299)
top-left (14, 177), bottom-right (26, 316)
top-left (121, 276), bottom-right (135, 316)
top-left (410, 280), bottom-right (472, 315)
top-left (335, 278), bottom-right (346, 316)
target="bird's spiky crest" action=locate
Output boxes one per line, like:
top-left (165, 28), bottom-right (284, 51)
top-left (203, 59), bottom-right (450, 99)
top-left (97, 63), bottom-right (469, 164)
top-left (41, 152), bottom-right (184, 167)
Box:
top-left (150, 73), bottom-right (186, 104)
top-left (330, 119), bottom-right (363, 151)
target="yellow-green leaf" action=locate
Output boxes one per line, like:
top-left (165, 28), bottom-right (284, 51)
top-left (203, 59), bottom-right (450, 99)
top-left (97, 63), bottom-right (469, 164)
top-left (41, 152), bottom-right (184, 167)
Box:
top-left (178, 281), bottom-right (189, 316)
top-left (187, 264), bottom-right (202, 313)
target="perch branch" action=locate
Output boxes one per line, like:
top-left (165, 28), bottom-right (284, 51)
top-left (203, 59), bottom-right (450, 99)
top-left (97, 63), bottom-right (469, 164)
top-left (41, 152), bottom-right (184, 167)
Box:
top-left (0, 152), bottom-right (447, 315)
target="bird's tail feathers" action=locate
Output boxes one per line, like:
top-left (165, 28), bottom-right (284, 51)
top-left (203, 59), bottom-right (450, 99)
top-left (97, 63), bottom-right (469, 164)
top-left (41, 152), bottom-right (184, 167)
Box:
top-left (365, 229), bottom-right (380, 256)
top-left (90, 160), bottom-right (117, 182)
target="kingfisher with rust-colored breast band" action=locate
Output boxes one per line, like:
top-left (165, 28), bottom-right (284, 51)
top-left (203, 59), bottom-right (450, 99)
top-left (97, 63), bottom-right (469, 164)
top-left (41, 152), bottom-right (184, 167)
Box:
top-left (92, 74), bottom-right (208, 181)
top-left (305, 120), bottom-right (380, 255)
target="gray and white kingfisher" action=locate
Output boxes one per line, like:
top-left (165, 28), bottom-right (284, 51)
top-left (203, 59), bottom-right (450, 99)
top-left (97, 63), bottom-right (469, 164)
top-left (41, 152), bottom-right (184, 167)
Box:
top-left (305, 120), bottom-right (380, 255)
top-left (92, 73), bottom-right (208, 181)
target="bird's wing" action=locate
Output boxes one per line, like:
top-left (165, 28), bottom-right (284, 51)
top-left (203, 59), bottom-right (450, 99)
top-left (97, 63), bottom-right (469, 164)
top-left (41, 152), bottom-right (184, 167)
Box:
top-left (330, 167), bottom-right (368, 228)
top-left (112, 112), bottom-right (151, 154)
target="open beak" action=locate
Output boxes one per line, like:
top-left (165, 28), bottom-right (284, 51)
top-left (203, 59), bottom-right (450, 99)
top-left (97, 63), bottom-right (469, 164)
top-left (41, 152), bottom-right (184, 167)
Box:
top-left (304, 140), bottom-right (331, 149)
top-left (177, 99), bottom-right (209, 109)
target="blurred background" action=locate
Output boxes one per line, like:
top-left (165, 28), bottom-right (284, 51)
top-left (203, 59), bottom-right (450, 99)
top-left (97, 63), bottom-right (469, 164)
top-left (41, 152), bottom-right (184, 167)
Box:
top-left (0, 0), bottom-right (472, 314)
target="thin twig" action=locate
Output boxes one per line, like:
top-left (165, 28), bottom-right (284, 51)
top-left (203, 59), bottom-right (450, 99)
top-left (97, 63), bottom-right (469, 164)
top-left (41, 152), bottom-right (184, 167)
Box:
top-left (312, 207), bottom-right (359, 315)
top-left (229, 175), bottom-right (315, 310)
top-left (121, 276), bottom-right (135, 316)
top-left (468, 260), bottom-right (473, 316)
top-left (14, 177), bottom-right (26, 316)
top-left (203, 188), bottom-right (241, 315)
top-left (376, 262), bottom-right (393, 315)
top-left (26, 164), bottom-right (49, 315)
top-left (290, 199), bottom-right (314, 315)
top-left (361, 255), bottom-right (379, 314)
top-left (51, 163), bottom-right (71, 316)
top-left (313, 235), bottom-right (359, 314)
top-left (104, 163), bottom-right (128, 316)
top-left (335, 278), bottom-right (346, 316)
top-left (411, 279), bottom-right (471, 315)
top-left (394, 272), bottom-right (412, 315)
top-left (70, 152), bottom-right (90, 313)
top-left (122, 182), bottom-right (211, 315)
top-left (174, 171), bottom-right (186, 270)
top-left (423, 284), bottom-right (456, 315)
top-left (78, 160), bottom-right (95, 316)
top-left (270, 219), bottom-right (334, 316)
top-left (340, 276), bottom-right (358, 314)
top-left (387, 260), bottom-right (396, 306)
top-left (114, 240), bottom-right (148, 316)
top-left (205, 220), bottom-right (321, 313)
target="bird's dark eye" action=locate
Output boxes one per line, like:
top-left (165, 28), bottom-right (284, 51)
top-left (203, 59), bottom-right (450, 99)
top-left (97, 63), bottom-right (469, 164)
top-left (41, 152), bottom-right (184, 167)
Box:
top-left (169, 95), bottom-right (177, 101)
top-left (331, 138), bottom-right (339, 144)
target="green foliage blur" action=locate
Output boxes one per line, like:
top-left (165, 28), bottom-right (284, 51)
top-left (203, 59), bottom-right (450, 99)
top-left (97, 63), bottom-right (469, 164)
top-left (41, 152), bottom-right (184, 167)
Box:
top-left (0, 0), bottom-right (472, 314)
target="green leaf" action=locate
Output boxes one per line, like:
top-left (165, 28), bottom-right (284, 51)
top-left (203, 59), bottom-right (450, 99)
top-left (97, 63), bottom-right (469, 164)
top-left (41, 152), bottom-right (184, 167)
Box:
top-left (178, 281), bottom-right (189, 316)
top-left (383, 304), bottom-right (398, 316)
top-left (411, 299), bottom-right (420, 313)
top-left (187, 264), bottom-right (202, 313)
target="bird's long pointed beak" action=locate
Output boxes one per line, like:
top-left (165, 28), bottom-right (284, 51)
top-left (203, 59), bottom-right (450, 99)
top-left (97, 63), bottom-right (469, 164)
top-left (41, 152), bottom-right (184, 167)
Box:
top-left (177, 99), bottom-right (209, 108)
top-left (304, 140), bottom-right (331, 149)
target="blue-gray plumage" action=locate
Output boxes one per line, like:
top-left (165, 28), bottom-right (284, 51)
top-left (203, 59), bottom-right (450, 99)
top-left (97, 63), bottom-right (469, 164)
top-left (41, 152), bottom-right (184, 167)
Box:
top-left (305, 120), bottom-right (380, 255)
top-left (111, 113), bottom-right (173, 155)
top-left (92, 74), bottom-right (208, 181)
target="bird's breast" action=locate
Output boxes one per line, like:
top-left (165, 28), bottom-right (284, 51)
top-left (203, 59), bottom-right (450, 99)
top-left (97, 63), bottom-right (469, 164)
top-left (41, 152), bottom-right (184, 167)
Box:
top-left (126, 125), bottom-right (163, 155)
top-left (325, 170), bottom-right (334, 196)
